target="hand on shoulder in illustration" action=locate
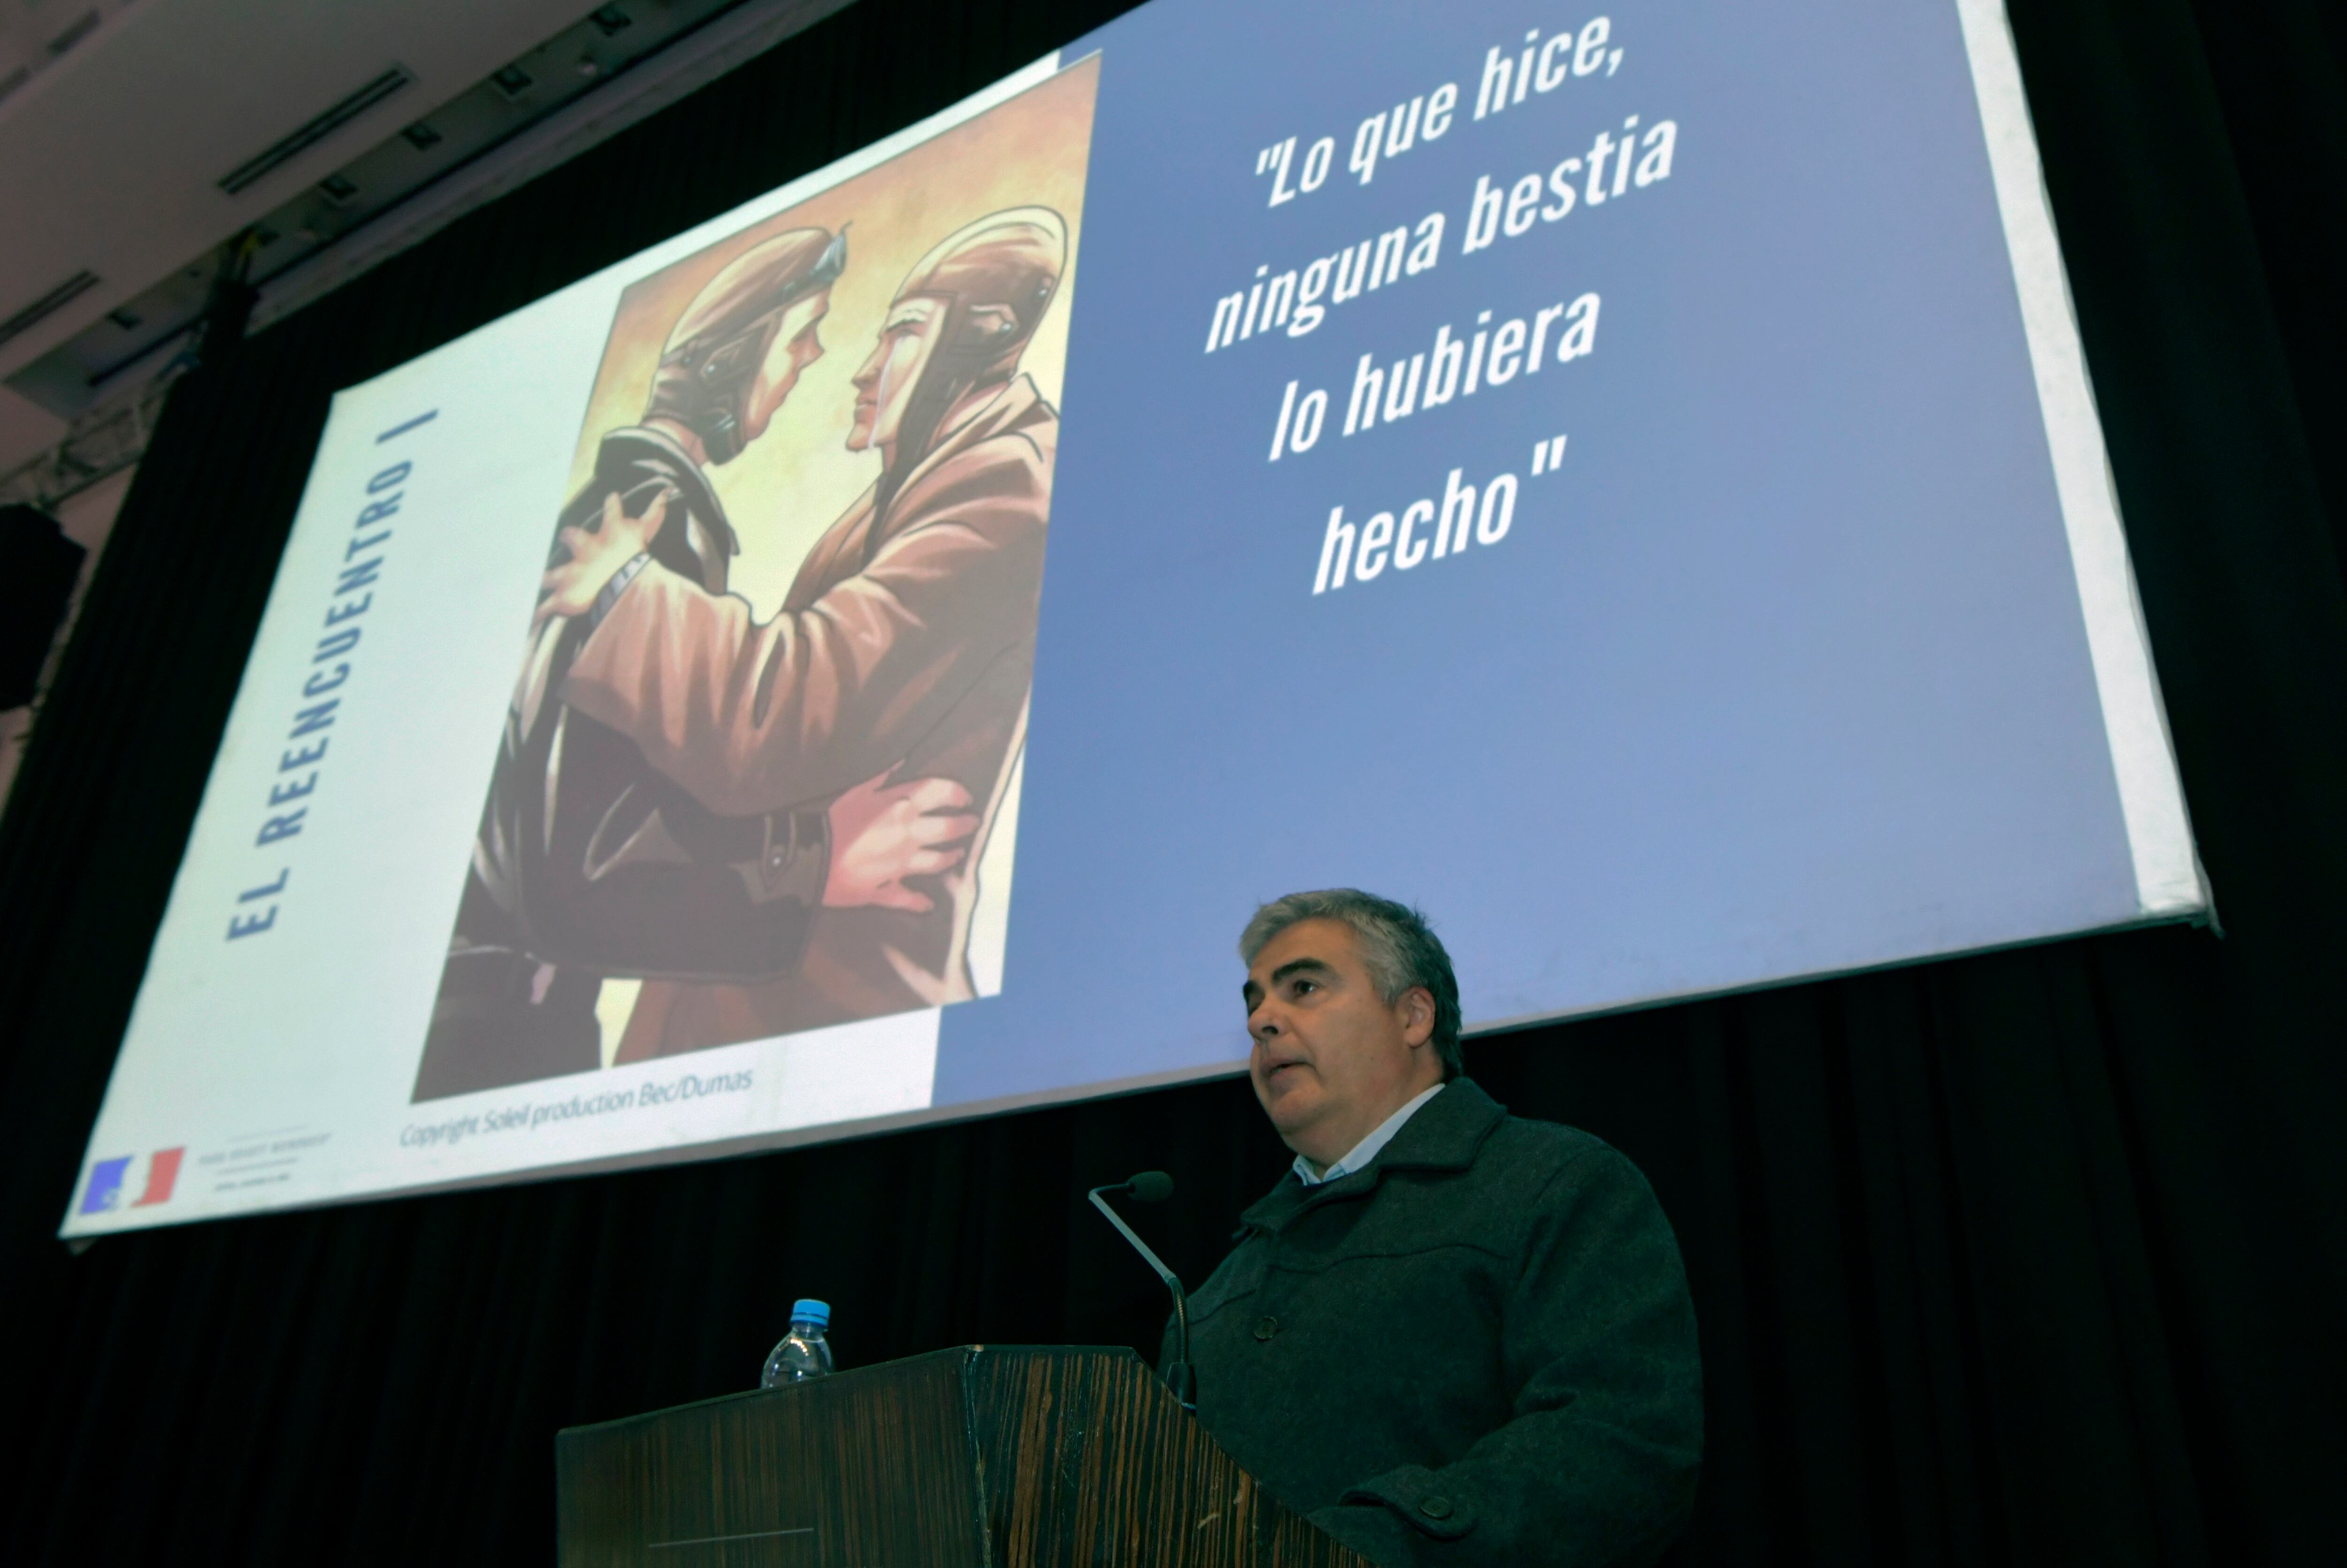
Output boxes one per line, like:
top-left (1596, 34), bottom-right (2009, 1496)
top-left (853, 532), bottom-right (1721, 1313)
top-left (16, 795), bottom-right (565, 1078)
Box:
top-left (822, 770), bottom-right (979, 913)
top-left (536, 486), bottom-right (672, 631)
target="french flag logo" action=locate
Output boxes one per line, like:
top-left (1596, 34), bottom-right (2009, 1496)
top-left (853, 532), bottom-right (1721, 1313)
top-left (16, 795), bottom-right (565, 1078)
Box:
top-left (78, 1148), bottom-right (186, 1214)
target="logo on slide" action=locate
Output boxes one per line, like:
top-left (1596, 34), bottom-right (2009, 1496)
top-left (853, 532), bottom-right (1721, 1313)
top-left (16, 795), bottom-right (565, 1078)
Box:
top-left (77, 1147), bottom-right (185, 1214)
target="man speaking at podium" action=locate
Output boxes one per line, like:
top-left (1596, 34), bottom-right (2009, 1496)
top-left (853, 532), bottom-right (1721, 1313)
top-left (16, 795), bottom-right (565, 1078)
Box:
top-left (1172, 891), bottom-right (1702, 1565)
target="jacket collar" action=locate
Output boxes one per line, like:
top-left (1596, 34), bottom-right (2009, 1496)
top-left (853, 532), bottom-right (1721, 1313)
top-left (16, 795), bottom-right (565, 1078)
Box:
top-left (1240, 1078), bottom-right (1507, 1233)
top-left (881, 374), bottom-right (1042, 528)
top-left (808, 375), bottom-right (1044, 589)
top-left (789, 375), bottom-right (1047, 605)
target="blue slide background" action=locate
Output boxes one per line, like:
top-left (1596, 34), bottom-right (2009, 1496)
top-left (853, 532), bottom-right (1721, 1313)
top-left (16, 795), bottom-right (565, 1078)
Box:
top-left (935, 0), bottom-right (2133, 1102)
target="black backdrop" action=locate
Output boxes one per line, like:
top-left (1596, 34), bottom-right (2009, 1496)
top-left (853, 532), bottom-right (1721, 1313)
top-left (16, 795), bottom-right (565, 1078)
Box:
top-left (4, 0), bottom-right (2343, 1562)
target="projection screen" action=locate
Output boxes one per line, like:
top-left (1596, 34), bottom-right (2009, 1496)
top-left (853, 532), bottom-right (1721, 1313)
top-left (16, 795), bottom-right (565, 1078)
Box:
top-left (64, 0), bottom-right (2204, 1235)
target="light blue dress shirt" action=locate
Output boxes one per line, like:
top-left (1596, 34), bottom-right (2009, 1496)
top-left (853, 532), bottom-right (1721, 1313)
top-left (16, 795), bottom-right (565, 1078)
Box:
top-left (1293, 1082), bottom-right (1447, 1186)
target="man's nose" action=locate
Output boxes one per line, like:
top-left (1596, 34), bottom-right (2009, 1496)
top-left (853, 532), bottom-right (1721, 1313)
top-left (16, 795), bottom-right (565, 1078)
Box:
top-left (1248, 1003), bottom-right (1281, 1040)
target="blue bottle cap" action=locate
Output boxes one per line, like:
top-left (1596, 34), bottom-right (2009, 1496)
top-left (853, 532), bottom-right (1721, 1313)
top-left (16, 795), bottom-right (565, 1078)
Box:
top-left (791, 1299), bottom-right (830, 1327)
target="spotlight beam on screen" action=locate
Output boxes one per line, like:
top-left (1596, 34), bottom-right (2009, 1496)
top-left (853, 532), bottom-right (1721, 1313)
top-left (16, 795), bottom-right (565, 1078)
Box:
top-left (63, 0), bottom-right (2204, 1238)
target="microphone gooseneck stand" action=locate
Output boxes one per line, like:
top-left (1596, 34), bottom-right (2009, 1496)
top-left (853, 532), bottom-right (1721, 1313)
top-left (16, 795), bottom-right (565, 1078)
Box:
top-left (1087, 1171), bottom-right (1196, 1410)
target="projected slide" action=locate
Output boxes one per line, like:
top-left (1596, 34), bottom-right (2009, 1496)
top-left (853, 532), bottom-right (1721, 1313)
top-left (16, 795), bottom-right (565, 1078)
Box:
top-left (67, 0), bottom-right (2201, 1235)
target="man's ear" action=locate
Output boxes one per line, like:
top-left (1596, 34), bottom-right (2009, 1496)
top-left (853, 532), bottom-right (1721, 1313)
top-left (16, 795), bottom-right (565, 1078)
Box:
top-left (1399, 987), bottom-right (1436, 1048)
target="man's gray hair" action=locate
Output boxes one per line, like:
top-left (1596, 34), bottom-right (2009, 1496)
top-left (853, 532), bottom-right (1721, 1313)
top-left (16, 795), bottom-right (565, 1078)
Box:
top-left (1239, 889), bottom-right (1464, 1079)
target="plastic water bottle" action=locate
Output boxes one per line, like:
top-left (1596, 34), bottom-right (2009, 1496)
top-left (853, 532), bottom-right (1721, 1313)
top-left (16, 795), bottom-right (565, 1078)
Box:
top-left (760, 1299), bottom-right (834, 1387)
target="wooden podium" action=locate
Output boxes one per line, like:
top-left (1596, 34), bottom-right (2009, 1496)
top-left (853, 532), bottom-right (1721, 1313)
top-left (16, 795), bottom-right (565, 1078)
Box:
top-left (556, 1345), bottom-right (1370, 1567)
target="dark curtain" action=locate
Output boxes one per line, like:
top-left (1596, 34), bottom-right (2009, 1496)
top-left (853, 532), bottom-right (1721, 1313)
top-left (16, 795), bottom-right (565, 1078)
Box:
top-left (3, 0), bottom-right (2342, 1561)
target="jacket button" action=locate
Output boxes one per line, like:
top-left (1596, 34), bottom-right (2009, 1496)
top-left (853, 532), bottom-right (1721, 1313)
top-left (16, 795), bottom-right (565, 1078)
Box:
top-left (1419, 1496), bottom-right (1453, 1520)
top-left (1252, 1315), bottom-right (1279, 1341)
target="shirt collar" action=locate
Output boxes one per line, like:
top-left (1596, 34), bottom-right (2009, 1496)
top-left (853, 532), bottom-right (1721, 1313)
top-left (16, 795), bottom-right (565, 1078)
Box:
top-left (1293, 1082), bottom-right (1447, 1186)
top-left (1240, 1078), bottom-right (1509, 1234)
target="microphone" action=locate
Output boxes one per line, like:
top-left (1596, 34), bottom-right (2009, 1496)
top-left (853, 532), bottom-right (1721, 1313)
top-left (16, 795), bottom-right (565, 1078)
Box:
top-left (1087, 1171), bottom-right (1196, 1409)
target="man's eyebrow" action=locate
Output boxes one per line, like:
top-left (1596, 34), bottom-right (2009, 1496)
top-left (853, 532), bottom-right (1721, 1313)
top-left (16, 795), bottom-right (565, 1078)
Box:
top-left (1269, 957), bottom-right (1335, 985)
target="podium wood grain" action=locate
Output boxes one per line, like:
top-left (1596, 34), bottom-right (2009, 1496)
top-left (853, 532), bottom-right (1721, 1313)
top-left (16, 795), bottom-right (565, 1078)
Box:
top-left (557, 1346), bottom-right (1370, 1567)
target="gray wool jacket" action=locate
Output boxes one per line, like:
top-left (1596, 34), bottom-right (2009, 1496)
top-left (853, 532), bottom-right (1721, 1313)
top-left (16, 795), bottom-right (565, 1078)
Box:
top-left (1162, 1078), bottom-right (1702, 1567)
